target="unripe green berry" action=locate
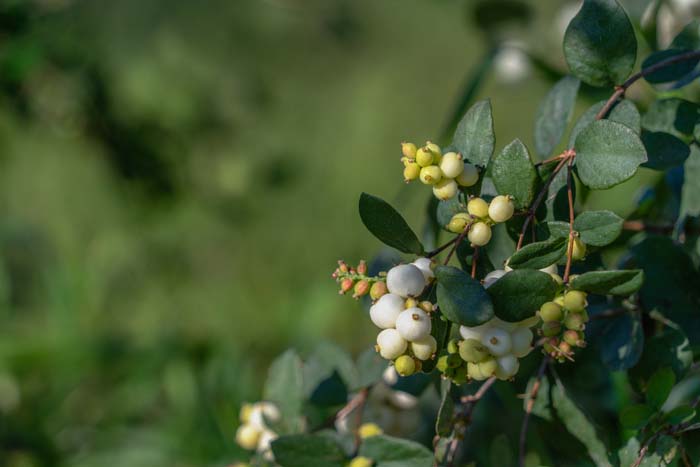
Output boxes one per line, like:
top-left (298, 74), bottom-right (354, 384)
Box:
top-left (419, 165), bottom-right (442, 185)
top-left (358, 422), bottom-right (383, 439)
top-left (539, 301), bottom-right (563, 322)
top-left (488, 195), bottom-right (515, 223)
top-left (456, 163), bottom-right (479, 187)
top-left (401, 142), bottom-right (417, 158)
top-left (447, 338), bottom-right (460, 355)
top-left (571, 237), bottom-right (586, 260)
top-left (467, 361), bottom-right (486, 381)
top-left (369, 281), bottom-right (388, 301)
top-left (439, 152), bottom-right (464, 178)
top-left (467, 197), bottom-right (489, 218)
top-left (563, 313), bottom-right (586, 331)
top-left (394, 355), bottom-right (416, 376)
top-left (459, 338), bottom-right (490, 363)
top-left (468, 222), bottom-right (492, 246)
top-left (433, 178), bottom-right (459, 200)
top-left (403, 162), bottom-right (421, 182)
top-left (478, 358), bottom-right (498, 378)
top-left (542, 321), bottom-right (562, 337)
top-left (448, 212), bottom-right (471, 233)
top-left (554, 295), bottom-right (565, 306)
top-left (436, 355), bottom-right (450, 372)
top-left (425, 141), bottom-right (441, 157)
top-left (542, 339), bottom-right (557, 355)
top-left (447, 353), bottom-right (462, 368)
top-left (563, 290), bottom-right (587, 312)
top-left (415, 147), bottom-right (434, 167)
top-left (563, 329), bottom-right (584, 347)
top-left (348, 456), bottom-right (373, 467)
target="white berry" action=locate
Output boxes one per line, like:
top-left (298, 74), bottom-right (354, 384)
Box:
top-left (468, 222), bottom-right (492, 246)
top-left (376, 329), bottom-right (408, 360)
top-left (459, 322), bottom-right (491, 341)
top-left (433, 178), bottom-right (459, 200)
top-left (483, 269), bottom-right (506, 288)
top-left (386, 264), bottom-right (426, 298)
top-left (248, 402), bottom-right (281, 430)
top-left (456, 163), bottom-right (479, 187)
top-left (511, 327), bottom-right (533, 358)
top-left (257, 429), bottom-right (278, 453)
top-left (495, 354), bottom-right (520, 380)
top-left (481, 327), bottom-right (512, 356)
top-left (488, 195), bottom-right (515, 223)
top-left (411, 335), bottom-right (437, 360)
top-left (236, 424), bottom-right (261, 450)
top-left (439, 152), bottom-right (464, 178)
top-left (369, 293), bottom-right (405, 329)
top-left (395, 308), bottom-right (432, 341)
top-left (412, 257), bottom-right (435, 282)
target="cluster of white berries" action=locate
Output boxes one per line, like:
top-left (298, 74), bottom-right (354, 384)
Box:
top-left (370, 259), bottom-right (437, 376)
top-left (447, 195), bottom-right (515, 246)
top-left (235, 402), bottom-right (280, 460)
top-left (400, 141), bottom-right (479, 200)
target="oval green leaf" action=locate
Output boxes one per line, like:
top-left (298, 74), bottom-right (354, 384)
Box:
top-left (573, 210), bottom-right (624, 246)
top-left (534, 75), bottom-right (580, 158)
top-left (487, 269), bottom-right (558, 322)
top-left (570, 270), bottom-right (643, 296)
top-left (599, 312), bottom-right (644, 370)
top-left (508, 237), bottom-right (567, 270)
top-left (490, 138), bottom-right (538, 208)
top-left (642, 49), bottom-right (700, 84)
top-left (453, 99), bottom-right (495, 167)
top-left (641, 131), bottom-right (691, 170)
top-left (359, 193), bottom-right (424, 255)
top-left (435, 265), bottom-right (494, 326)
top-left (646, 367), bottom-right (676, 409)
top-left (568, 99), bottom-right (641, 147)
top-left (620, 404), bottom-right (655, 430)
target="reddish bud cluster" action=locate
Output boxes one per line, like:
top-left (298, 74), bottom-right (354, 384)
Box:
top-left (332, 260), bottom-right (387, 300)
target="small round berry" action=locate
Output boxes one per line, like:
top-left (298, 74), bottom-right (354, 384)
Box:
top-left (396, 308), bottom-right (432, 341)
top-left (563, 329), bottom-right (584, 347)
top-left (248, 402), bottom-right (281, 430)
top-left (564, 313), bottom-right (586, 331)
top-left (543, 338), bottom-right (558, 355)
top-left (257, 429), bottom-right (278, 455)
top-left (456, 163), bottom-right (479, 187)
top-left (458, 338), bottom-right (490, 363)
top-left (382, 366), bottom-right (399, 385)
top-left (478, 358), bottom-right (498, 377)
top-left (369, 281), bottom-right (388, 301)
top-left (468, 222), bottom-right (492, 246)
top-left (541, 321), bottom-right (562, 337)
top-left (467, 361), bottom-right (486, 381)
top-left (394, 355), bottom-right (416, 377)
top-left (571, 237), bottom-right (586, 260)
top-left (358, 422), bottom-right (383, 439)
top-left (511, 327), bottom-right (533, 358)
top-left (403, 163), bottom-right (421, 182)
top-left (386, 264), bottom-right (426, 298)
top-left (418, 301), bottom-right (434, 313)
top-left (376, 329), bottom-right (408, 360)
top-left (447, 338), bottom-right (460, 354)
top-left (389, 390), bottom-right (418, 409)
top-left (348, 456), bottom-right (373, 467)
top-left (425, 141), bottom-right (441, 156)
top-left (467, 197), bottom-right (489, 218)
top-left (480, 327), bottom-right (512, 356)
top-left (419, 165), bottom-right (442, 185)
top-left (539, 302), bottom-right (563, 322)
top-left (411, 335), bottom-right (437, 361)
top-left (353, 280), bottom-right (370, 298)
top-left (369, 293), bottom-right (405, 329)
top-left (240, 403), bottom-right (254, 423)
top-left (483, 269), bottom-right (506, 288)
top-left (415, 147), bottom-right (434, 167)
top-left (433, 178), bottom-right (459, 200)
top-left (448, 212), bottom-right (471, 233)
top-left (404, 297), bottom-right (418, 309)
top-left (236, 424), bottom-right (261, 450)
top-left (439, 152), bottom-right (464, 178)
top-left (436, 355), bottom-right (450, 372)
top-left (412, 257), bottom-right (435, 282)
top-left (563, 290), bottom-right (587, 312)
top-left (459, 322), bottom-right (491, 341)
top-left (495, 354), bottom-right (519, 380)
top-left (488, 195), bottom-right (515, 223)
top-left (401, 142), bottom-right (417, 158)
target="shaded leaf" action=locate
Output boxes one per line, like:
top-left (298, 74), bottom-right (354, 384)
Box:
top-left (264, 349), bottom-right (305, 431)
top-left (491, 139), bottom-right (538, 208)
top-left (453, 99), bottom-right (495, 166)
top-left (359, 435), bottom-right (434, 467)
top-left (642, 98), bottom-right (700, 140)
top-left (487, 269), bottom-right (558, 322)
top-left (271, 434), bottom-right (347, 467)
top-left (359, 193), bottom-right (424, 255)
top-left (641, 130), bottom-right (690, 170)
top-left (568, 99), bottom-right (641, 147)
top-left (642, 48), bottom-right (700, 84)
top-left (508, 237), bottom-right (567, 270)
top-left (599, 312), bottom-right (644, 370)
top-left (665, 404), bottom-right (696, 425)
top-left (620, 404), bottom-right (655, 430)
top-left (647, 368), bottom-right (676, 409)
top-left (570, 270), bottom-right (643, 296)
top-left (680, 145), bottom-right (700, 219)
top-left (436, 265), bottom-right (494, 326)
top-left (573, 210), bottom-right (624, 246)
top-left (534, 75), bottom-right (580, 158)
top-left (355, 347), bottom-right (386, 389)
top-left (629, 327), bottom-right (693, 390)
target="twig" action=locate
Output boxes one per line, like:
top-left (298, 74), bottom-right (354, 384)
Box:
top-left (518, 357), bottom-right (549, 467)
top-left (471, 246), bottom-right (479, 279)
top-left (563, 157), bottom-right (576, 283)
top-left (427, 237), bottom-right (459, 258)
top-left (331, 387), bottom-right (371, 452)
top-left (444, 224), bottom-right (471, 265)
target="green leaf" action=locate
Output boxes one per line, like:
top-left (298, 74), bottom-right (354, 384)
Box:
top-left (490, 138), bottom-right (538, 209)
top-left (271, 434), bottom-right (347, 467)
top-left (646, 368), bottom-right (676, 409)
top-left (642, 49), bottom-right (700, 84)
top-left (642, 98), bottom-right (700, 140)
top-left (543, 220), bottom-right (571, 239)
top-left (681, 145), bottom-right (700, 219)
top-left (359, 435), bottom-right (434, 467)
top-left (571, 269), bottom-right (643, 296)
top-left (568, 99), bottom-right (641, 147)
top-left (359, 193), bottom-right (424, 255)
top-left (620, 404), bottom-right (655, 430)
top-left (508, 237), bottom-right (567, 270)
top-left (435, 380), bottom-right (455, 437)
top-left (574, 120), bottom-right (647, 189)
top-left (435, 265), bottom-right (494, 326)
top-left (629, 327), bottom-right (693, 390)
top-left (489, 434), bottom-right (515, 467)
top-left (641, 131), bottom-right (690, 170)
top-left (303, 342), bottom-right (358, 396)
top-left (355, 347), bottom-right (387, 389)
top-left (534, 75), bottom-right (580, 158)
top-left (599, 312), bottom-right (644, 370)
top-left (487, 269), bottom-right (558, 322)
top-left (671, 19), bottom-right (700, 50)
top-left (563, 0), bottom-right (637, 87)
top-left (573, 210), bottom-right (624, 246)
top-left (664, 404), bottom-right (696, 425)
top-left (453, 99), bottom-right (495, 166)
top-left (552, 382), bottom-right (613, 467)
top-left (618, 438), bottom-right (662, 467)
top-left (264, 349), bottom-right (305, 432)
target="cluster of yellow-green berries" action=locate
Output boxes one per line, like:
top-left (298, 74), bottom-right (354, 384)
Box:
top-left (235, 402), bottom-right (280, 460)
top-left (400, 141), bottom-right (479, 200)
top-left (538, 289), bottom-right (588, 362)
top-left (447, 195), bottom-right (515, 246)
top-left (435, 316), bottom-right (535, 384)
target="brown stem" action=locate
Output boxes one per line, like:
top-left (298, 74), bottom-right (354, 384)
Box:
top-left (563, 157), bottom-right (576, 283)
top-left (444, 224), bottom-right (472, 265)
top-left (519, 357), bottom-right (549, 467)
top-left (471, 246), bottom-right (479, 279)
top-left (427, 237), bottom-right (459, 258)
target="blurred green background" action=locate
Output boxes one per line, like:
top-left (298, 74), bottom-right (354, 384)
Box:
top-left (0, 0), bottom-right (686, 465)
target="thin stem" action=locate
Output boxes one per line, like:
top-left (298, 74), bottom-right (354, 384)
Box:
top-left (595, 50), bottom-right (700, 121)
top-left (444, 224), bottom-right (471, 265)
top-left (471, 246), bottom-right (479, 279)
top-left (519, 357), bottom-right (549, 467)
top-left (563, 157), bottom-right (576, 283)
top-left (426, 237), bottom-right (459, 258)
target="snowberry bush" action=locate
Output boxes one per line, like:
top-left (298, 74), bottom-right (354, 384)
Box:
top-left (232, 1), bottom-right (700, 466)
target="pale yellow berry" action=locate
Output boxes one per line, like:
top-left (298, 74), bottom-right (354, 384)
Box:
top-left (236, 424), bottom-right (261, 450)
top-left (415, 147), bottom-right (434, 167)
top-left (348, 456), bottom-right (374, 467)
top-left (403, 162), bottom-right (420, 182)
top-left (456, 163), bottom-right (479, 187)
top-left (411, 335), bottom-right (437, 361)
top-left (426, 141), bottom-right (441, 156)
top-left (394, 354), bottom-right (416, 376)
top-left (439, 152), bottom-right (464, 178)
top-left (467, 361), bottom-right (487, 381)
top-left (563, 290), bottom-right (587, 312)
top-left (447, 212), bottom-right (471, 233)
top-left (468, 222), bottom-right (492, 246)
top-left (433, 178), bottom-right (458, 200)
top-left (358, 422), bottom-right (383, 439)
top-left (401, 142), bottom-right (417, 158)
top-left (488, 195), bottom-right (515, 223)
top-left (467, 197), bottom-right (489, 218)
top-left (419, 165), bottom-right (442, 185)
top-left (240, 403), bottom-right (254, 423)
top-left (571, 237), bottom-right (586, 260)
